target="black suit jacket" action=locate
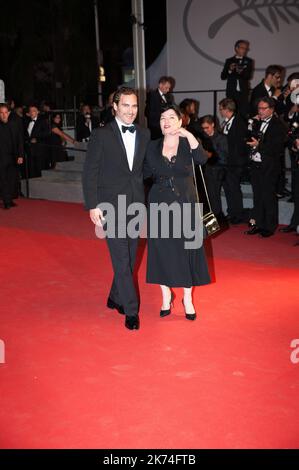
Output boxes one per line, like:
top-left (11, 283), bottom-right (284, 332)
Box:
top-left (9, 112), bottom-right (24, 157)
top-left (82, 119), bottom-right (150, 210)
top-left (221, 56), bottom-right (253, 97)
top-left (76, 114), bottom-right (99, 142)
top-left (250, 81), bottom-right (286, 116)
top-left (225, 114), bottom-right (248, 167)
top-left (145, 89), bottom-right (173, 130)
top-left (255, 115), bottom-right (286, 171)
top-left (24, 116), bottom-right (49, 144)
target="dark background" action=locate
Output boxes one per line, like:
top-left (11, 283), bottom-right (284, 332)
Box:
top-left (0, 0), bottom-right (166, 107)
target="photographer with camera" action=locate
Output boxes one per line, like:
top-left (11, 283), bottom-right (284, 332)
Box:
top-left (245, 97), bottom-right (286, 237)
top-left (221, 40), bottom-right (253, 117)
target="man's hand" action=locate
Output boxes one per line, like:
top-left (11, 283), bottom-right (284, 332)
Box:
top-left (89, 208), bottom-right (105, 226)
top-left (229, 63), bottom-right (236, 71)
top-left (17, 157), bottom-right (23, 165)
top-left (247, 137), bottom-right (259, 148)
top-left (30, 138), bottom-right (37, 143)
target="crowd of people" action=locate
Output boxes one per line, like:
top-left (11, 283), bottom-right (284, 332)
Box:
top-left (1, 39), bottom-right (299, 246)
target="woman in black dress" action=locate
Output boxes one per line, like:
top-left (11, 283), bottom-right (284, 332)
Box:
top-left (144, 104), bottom-right (211, 320)
top-left (49, 113), bottom-right (77, 168)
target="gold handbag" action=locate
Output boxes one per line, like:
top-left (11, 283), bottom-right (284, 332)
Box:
top-left (191, 158), bottom-right (220, 237)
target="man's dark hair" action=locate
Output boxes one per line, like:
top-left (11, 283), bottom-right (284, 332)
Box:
top-left (265, 65), bottom-right (283, 78)
top-left (113, 87), bottom-right (138, 105)
top-left (235, 39), bottom-right (249, 49)
top-left (158, 76), bottom-right (171, 84)
top-left (256, 96), bottom-right (276, 109)
top-left (199, 115), bottom-right (215, 125)
top-left (160, 103), bottom-right (182, 119)
top-left (0, 103), bottom-right (9, 111)
top-left (219, 98), bottom-right (236, 113)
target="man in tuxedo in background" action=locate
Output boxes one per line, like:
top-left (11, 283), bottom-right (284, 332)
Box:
top-left (0, 103), bottom-right (23, 209)
top-left (24, 104), bottom-right (49, 177)
top-left (75, 104), bottom-right (100, 142)
top-left (221, 40), bottom-right (253, 117)
top-left (82, 87), bottom-right (150, 330)
top-left (246, 97), bottom-right (286, 237)
top-left (250, 65), bottom-right (284, 116)
top-left (219, 98), bottom-right (248, 224)
top-left (145, 76), bottom-right (173, 139)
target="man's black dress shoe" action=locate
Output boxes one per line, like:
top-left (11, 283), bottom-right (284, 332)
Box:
top-left (259, 229), bottom-right (274, 238)
top-left (279, 225), bottom-right (296, 233)
top-left (125, 315), bottom-right (140, 330)
top-left (107, 297), bottom-right (125, 315)
top-left (245, 226), bottom-right (261, 235)
top-left (160, 292), bottom-right (174, 317)
top-left (3, 201), bottom-right (17, 209)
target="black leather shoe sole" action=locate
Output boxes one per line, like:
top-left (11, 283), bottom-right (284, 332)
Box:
top-left (125, 315), bottom-right (140, 330)
top-left (107, 297), bottom-right (125, 315)
top-left (259, 230), bottom-right (274, 238)
top-left (245, 226), bottom-right (261, 235)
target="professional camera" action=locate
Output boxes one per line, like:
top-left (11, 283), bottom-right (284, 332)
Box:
top-left (246, 119), bottom-right (263, 143)
top-left (246, 119), bottom-right (263, 162)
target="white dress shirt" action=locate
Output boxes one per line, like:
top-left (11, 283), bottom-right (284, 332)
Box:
top-left (158, 88), bottom-right (167, 103)
top-left (265, 83), bottom-right (272, 97)
top-left (222, 115), bottom-right (235, 135)
top-left (115, 117), bottom-right (136, 171)
top-left (27, 118), bottom-right (36, 137)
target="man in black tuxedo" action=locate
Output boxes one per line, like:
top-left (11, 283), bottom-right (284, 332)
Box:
top-left (250, 65), bottom-right (284, 116)
top-left (219, 98), bottom-right (248, 223)
top-left (246, 97), bottom-right (286, 237)
top-left (82, 87), bottom-right (150, 330)
top-left (76, 104), bottom-right (100, 142)
top-left (0, 103), bottom-right (23, 209)
top-left (145, 76), bottom-right (173, 140)
top-left (24, 104), bottom-right (49, 177)
top-left (221, 40), bottom-right (253, 117)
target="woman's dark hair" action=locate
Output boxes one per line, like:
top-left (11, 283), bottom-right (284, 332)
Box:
top-left (160, 103), bottom-right (182, 119)
top-left (51, 112), bottom-right (62, 126)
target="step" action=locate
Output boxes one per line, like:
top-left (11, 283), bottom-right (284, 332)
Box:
top-left (22, 178), bottom-right (83, 203)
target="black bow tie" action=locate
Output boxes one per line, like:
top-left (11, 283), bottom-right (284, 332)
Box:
top-left (122, 125), bottom-right (135, 133)
top-left (30, 119), bottom-right (36, 123)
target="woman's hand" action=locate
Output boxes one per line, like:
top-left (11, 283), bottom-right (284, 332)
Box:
top-left (171, 127), bottom-right (199, 149)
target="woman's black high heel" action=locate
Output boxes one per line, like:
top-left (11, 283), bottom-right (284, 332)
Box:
top-left (182, 299), bottom-right (196, 321)
top-left (160, 292), bottom-right (174, 317)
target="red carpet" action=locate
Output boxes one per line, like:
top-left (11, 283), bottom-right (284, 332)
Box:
top-left (0, 199), bottom-right (299, 449)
